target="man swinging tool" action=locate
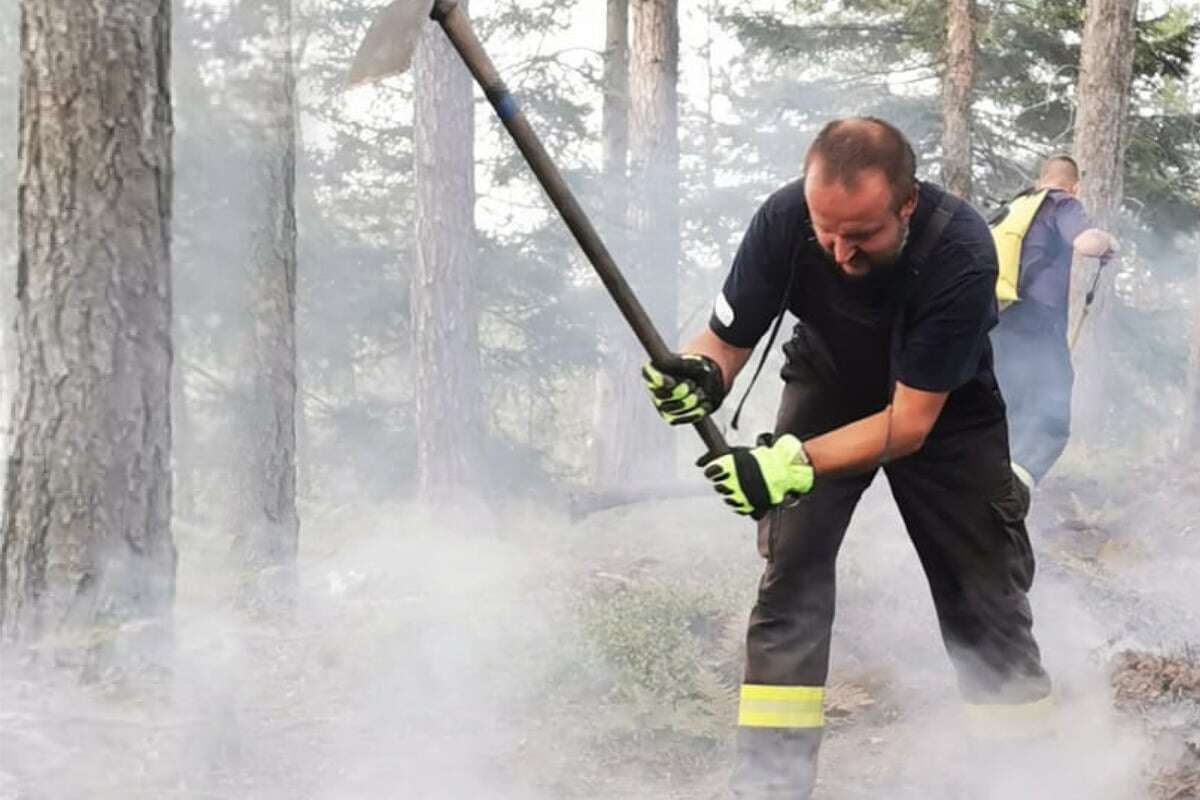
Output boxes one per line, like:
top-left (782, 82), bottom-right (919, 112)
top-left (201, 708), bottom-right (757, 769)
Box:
top-left (642, 118), bottom-right (1053, 797)
top-left (989, 155), bottom-right (1119, 489)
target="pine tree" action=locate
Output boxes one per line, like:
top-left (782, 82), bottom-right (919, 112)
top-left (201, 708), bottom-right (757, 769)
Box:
top-left (942, 0), bottom-right (977, 198)
top-left (1, 0), bottom-right (175, 673)
top-left (412, 1), bottom-right (484, 502)
top-left (225, 0), bottom-right (301, 611)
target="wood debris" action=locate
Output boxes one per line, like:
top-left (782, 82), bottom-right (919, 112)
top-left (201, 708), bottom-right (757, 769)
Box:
top-left (1112, 650), bottom-right (1200, 708)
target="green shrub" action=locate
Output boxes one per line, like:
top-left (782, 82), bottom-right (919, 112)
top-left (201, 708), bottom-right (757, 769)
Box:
top-left (578, 577), bottom-right (744, 740)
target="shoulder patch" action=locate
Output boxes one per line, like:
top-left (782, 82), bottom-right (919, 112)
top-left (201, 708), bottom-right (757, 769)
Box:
top-left (714, 291), bottom-right (735, 327)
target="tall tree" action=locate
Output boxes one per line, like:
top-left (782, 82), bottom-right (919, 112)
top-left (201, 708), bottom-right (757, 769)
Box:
top-left (0, 1), bottom-right (19, 455)
top-left (592, 0), bottom-right (633, 485)
top-left (413, 1), bottom-right (483, 502)
top-left (1185, 253), bottom-right (1200, 453)
top-left (942, 0), bottom-right (976, 198)
top-left (603, 0), bottom-right (630, 202)
top-left (1073, 0), bottom-right (1139, 231)
top-left (595, 0), bottom-right (680, 483)
top-left (0, 0), bottom-right (175, 668)
top-left (227, 0), bottom-right (300, 609)
top-left (1070, 0), bottom-right (1138, 439)
top-left (629, 0), bottom-right (681, 347)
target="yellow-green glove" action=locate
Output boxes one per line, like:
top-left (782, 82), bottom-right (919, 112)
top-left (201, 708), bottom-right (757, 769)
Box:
top-left (641, 354), bottom-right (726, 426)
top-left (697, 433), bottom-right (814, 519)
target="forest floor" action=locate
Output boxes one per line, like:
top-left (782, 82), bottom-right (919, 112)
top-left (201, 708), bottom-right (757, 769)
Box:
top-left (0, 452), bottom-right (1197, 799)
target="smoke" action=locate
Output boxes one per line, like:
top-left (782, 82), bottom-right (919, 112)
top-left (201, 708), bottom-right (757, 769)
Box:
top-left (0, 2), bottom-right (1196, 800)
top-left (1, 503), bottom-right (581, 799)
top-left (807, 479), bottom-right (1155, 800)
top-left (4, 475), bottom-right (1186, 798)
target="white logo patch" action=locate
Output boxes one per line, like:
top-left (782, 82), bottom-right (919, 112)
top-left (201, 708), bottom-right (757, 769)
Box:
top-left (714, 291), bottom-right (735, 327)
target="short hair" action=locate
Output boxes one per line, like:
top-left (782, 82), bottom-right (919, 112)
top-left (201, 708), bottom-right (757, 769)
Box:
top-left (1040, 154), bottom-right (1080, 182)
top-left (803, 117), bottom-right (918, 210)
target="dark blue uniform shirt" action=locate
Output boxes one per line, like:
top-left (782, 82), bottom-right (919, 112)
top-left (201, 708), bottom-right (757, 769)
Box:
top-left (999, 189), bottom-right (1091, 335)
top-left (709, 179), bottom-right (1005, 437)
top-left (1017, 189), bottom-right (1090, 310)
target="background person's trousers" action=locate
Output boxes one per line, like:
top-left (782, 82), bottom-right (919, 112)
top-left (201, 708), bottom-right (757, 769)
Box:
top-left (991, 314), bottom-right (1074, 484)
top-left (731, 376), bottom-right (1053, 799)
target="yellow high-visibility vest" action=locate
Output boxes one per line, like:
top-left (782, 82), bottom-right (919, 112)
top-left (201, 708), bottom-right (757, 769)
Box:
top-left (991, 189), bottom-right (1049, 309)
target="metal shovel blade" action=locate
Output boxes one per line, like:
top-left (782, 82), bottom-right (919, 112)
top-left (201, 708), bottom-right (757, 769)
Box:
top-left (348, 0), bottom-right (437, 87)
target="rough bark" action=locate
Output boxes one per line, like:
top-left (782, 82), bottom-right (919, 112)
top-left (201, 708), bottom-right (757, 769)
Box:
top-left (941, 0), bottom-right (976, 199)
top-left (629, 0), bottom-right (680, 347)
top-left (412, 1), bottom-right (483, 503)
top-left (0, 0), bottom-right (175, 671)
top-left (595, 0), bottom-right (680, 484)
top-left (1070, 0), bottom-right (1137, 441)
top-left (227, 0), bottom-right (300, 612)
top-left (1072, 0), bottom-right (1137, 234)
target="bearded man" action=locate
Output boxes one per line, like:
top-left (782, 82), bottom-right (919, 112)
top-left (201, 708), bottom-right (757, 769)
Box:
top-left (642, 117), bottom-right (1053, 797)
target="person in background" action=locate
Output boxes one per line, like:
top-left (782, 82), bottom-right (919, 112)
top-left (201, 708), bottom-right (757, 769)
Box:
top-left (990, 154), bottom-right (1119, 489)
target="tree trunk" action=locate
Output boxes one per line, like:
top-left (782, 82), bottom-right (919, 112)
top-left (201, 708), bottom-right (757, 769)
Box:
top-left (0, 2), bottom-right (20, 461)
top-left (595, 0), bottom-right (680, 484)
top-left (1183, 256), bottom-right (1200, 453)
top-left (629, 0), bottom-right (680, 347)
top-left (0, 0), bottom-right (175, 673)
top-left (1072, 0), bottom-right (1137, 233)
top-left (1070, 0), bottom-right (1137, 442)
top-left (296, 381), bottom-right (312, 501)
top-left (592, 0), bottom-right (633, 486)
top-left (227, 0), bottom-right (300, 613)
top-left (413, 1), bottom-right (482, 503)
top-left (941, 0), bottom-right (976, 199)
top-left (603, 0), bottom-right (629, 202)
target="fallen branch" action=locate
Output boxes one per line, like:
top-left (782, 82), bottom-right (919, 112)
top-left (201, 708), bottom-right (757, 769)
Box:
top-left (568, 481), bottom-right (711, 520)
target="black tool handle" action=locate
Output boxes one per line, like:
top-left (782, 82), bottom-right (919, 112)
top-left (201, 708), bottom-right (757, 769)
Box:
top-left (430, 1), bottom-right (729, 458)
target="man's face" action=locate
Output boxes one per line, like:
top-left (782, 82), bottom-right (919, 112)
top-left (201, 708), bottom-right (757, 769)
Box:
top-left (804, 161), bottom-right (917, 281)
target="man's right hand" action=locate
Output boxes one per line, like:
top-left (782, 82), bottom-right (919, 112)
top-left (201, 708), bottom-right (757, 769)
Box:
top-left (1104, 235), bottom-right (1120, 259)
top-left (642, 353), bottom-right (727, 426)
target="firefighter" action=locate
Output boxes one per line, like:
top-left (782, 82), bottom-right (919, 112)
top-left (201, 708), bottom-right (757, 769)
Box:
top-left (641, 118), bottom-right (1053, 797)
top-left (989, 155), bottom-right (1119, 488)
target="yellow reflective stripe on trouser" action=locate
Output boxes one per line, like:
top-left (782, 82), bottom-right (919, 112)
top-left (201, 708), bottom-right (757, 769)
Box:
top-left (738, 684), bottom-right (824, 728)
top-left (964, 694), bottom-right (1056, 740)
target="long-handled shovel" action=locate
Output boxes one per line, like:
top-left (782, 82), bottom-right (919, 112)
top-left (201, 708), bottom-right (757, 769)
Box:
top-left (349, 0), bottom-right (730, 463)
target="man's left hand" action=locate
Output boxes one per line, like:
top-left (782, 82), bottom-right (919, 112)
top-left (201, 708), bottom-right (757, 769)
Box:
top-left (697, 433), bottom-right (814, 518)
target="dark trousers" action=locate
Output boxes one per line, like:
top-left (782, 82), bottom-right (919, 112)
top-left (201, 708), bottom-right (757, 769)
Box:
top-left (991, 311), bottom-right (1074, 484)
top-left (732, 371), bottom-right (1052, 799)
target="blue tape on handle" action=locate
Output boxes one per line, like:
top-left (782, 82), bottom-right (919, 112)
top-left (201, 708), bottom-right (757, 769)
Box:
top-left (487, 89), bottom-right (520, 121)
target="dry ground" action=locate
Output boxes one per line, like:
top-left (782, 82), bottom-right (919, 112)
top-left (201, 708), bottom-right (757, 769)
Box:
top-left (1, 457), bottom-right (1197, 799)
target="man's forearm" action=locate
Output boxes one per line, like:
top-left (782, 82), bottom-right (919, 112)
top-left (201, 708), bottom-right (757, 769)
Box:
top-left (682, 328), bottom-right (753, 390)
top-left (803, 407), bottom-right (901, 477)
top-left (803, 384), bottom-right (946, 476)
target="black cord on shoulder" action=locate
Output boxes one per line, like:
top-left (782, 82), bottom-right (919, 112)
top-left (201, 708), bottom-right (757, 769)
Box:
top-left (729, 227), bottom-right (809, 431)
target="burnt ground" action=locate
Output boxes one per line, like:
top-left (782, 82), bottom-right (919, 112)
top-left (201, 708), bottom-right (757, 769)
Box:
top-left (0, 456), bottom-right (1197, 799)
